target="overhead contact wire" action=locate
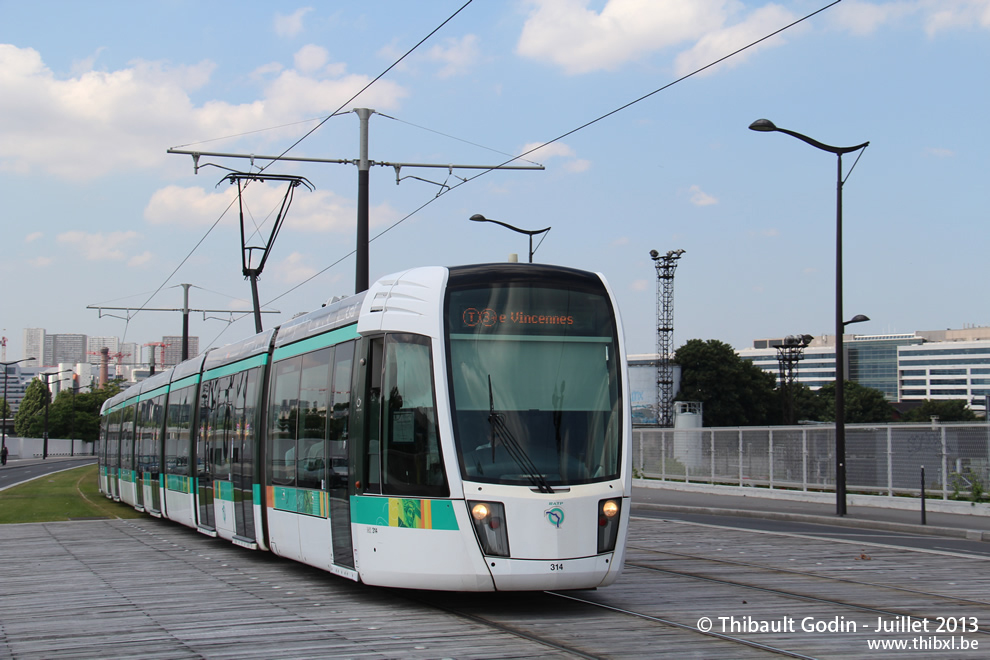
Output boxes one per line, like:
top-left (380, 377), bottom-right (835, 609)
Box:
top-left (129, 2), bottom-right (475, 340)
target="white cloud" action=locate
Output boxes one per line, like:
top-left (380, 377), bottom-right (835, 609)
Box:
top-left (672, 4), bottom-right (800, 77)
top-left (270, 251), bottom-right (318, 284)
top-left (630, 279), bottom-right (650, 291)
top-left (0, 44), bottom-right (407, 182)
top-left (25, 232), bottom-right (43, 243)
top-left (144, 183), bottom-right (356, 233)
top-left (517, 0), bottom-right (733, 74)
top-left (56, 230), bottom-right (140, 260)
top-left (922, 0), bottom-right (990, 35)
top-left (274, 7), bottom-right (314, 38)
top-left (29, 256), bottom-right (53, 267)
top-left (294, 44), bottom-right (329, 73)
top-left (144, 185), bottom-right (238, 227)
top-left (70, 46), bottom-right (107, 76)
top-left (520, 141), bottom-right (589, 172)
top-left (828, 1), bottom-right (990, 37)
top-left (128, 251), bottom-right (154, 267)
top-left (427, 35), bottom-right (481, 78)
top-left (925, 147), bottom-right (955, 158)
top-left (688, 184), bottom-right (718, 206)
top-left (516, 0), bottom-right (990, 78)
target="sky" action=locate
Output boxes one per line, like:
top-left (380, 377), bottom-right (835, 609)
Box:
top-left (2, 0), bottom-right (989, 366)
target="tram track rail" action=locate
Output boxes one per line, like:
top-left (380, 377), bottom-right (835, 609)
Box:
top-left (628, 544), bottom-right (990, 611)
top-left (405, 586), bottom-right (826, 659)
top-left (622, 559), bottom-right (990, 636)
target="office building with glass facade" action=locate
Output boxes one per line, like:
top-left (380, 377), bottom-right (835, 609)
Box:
top-left (738, 327), bottom-right (990, 413)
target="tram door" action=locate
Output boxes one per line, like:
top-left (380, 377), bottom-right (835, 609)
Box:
top-left (196, 389), bottom-right (216, 531)
top-left (108, 408), bottom-right (121, 500)
top-left (329, 342), bottom-right (355, 569)
top-left (123, 406), bottom-right (140, 509)
top-left (231, 369), bottom-right (258, 544)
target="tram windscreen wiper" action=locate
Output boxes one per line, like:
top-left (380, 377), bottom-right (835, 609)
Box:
top-left (487, 375), bottom-right (554, 494)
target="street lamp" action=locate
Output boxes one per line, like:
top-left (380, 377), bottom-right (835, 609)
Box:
top-left (469, 214), bottom-right (551, 263)
top-left (41, 369), bottom-right (72, 460)
top-left (2, 357), bottom-right (35, 459)
top-left (750, 118), bottom-right (869, 517)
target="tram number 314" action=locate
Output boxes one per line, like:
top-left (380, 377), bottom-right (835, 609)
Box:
top-left (549, 563), bottom-right (564, 571)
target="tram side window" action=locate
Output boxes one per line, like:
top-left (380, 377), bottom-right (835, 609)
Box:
top-left (298, 349), bottom-right (331, 489)
top-left (269, 357), bottom-right (302, 487)
top-left (382, 334), bottom-right (448, 497)
top-left (200, 377), bottom-right (233, 480)
top-left (231, 367), bottom-right (259, 474)
top-left (165, 385), bottom-right (195, 476)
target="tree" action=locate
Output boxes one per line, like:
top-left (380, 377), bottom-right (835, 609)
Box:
top-left (674, 339), bottom-right (779, 427)
top-left (816, 381), bottom-right (893, 424)
top-left (902, 399), bottom-right (977, 423)
top-left (0, 398), bottom-right (10, 419)
top-left (14, 378), bottom-right (50, 437)
top-left (790, 382), bottom-right (828, 423)
top-left (12, 379), bottom-right (121, 441)
top-left (52, 382), bottom-right (122, 442)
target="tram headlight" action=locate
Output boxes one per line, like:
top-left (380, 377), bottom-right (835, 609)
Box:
top-left (467, 500), bottom-right (509, 557)
top-left (597, 498), bottom-right (622, 553)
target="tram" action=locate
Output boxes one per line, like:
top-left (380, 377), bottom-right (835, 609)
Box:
top-left (98, 263), bottom-right (631, 591)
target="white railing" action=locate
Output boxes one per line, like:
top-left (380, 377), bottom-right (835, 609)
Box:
top-left (633, 422), bottom-right (990, 501)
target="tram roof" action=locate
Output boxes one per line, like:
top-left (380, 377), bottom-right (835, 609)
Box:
top-left (274, 291), bottom-right (367, 349)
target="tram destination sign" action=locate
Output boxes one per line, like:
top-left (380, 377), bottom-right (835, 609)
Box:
top-left (448, 287), bottom-right (613, 337)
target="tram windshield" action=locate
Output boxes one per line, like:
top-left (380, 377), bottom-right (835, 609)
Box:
top-left (446, 274), bottom-right (622, 488)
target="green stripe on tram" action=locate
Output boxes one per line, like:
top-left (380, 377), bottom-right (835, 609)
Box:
top-left (166, 474), bottom-right (193, 494)
top-left (350, 495), bottom-right (459, 530)
top-left (214, 480), bottom-right (235, 502)
top-left (139, 384), bottom-right (170, 402)
top-left (202, 353), bottom-right (269, 381)
top-left (273, 324), bottom-right (359, 362)
top-left (271, 486), bottom-right (328, 517)
top-left (170, 373), bottom-right (201, 391)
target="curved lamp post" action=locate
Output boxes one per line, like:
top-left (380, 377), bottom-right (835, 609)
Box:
top-left (2, 357), bottom-right (35, 457)
top-left (749, 118), bottom-right (869, 517)
top-left (469, 214), bottom-right (550, 263)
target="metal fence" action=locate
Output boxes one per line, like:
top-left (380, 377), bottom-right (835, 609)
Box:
top-left (633, 422), bottom-right (990, 501)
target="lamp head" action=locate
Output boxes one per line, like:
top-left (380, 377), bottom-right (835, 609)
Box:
top-left (749, 118), bottom-right (778, 132)
top-left (469, 214), bottom-right (486, 222)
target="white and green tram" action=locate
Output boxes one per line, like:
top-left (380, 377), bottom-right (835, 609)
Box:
top-left (99, 263), bottom-right (631, 591)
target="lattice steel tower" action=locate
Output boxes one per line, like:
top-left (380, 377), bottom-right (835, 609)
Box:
top-left (774, 334), bottom-right (813, 425)
top-left (651, 249), bottom-right (685, 427)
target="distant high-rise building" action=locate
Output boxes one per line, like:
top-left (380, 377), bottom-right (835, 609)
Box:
top-left (120, 342), bottom-right (139, 365)
top-left (23, 328), bottom-right (44, 363)
top-left (87, 336), bottom-right (120, 365)
top-left (43, 334), bottom-right (88, 367)
top-left (162, 336), bottom-right (199, 367)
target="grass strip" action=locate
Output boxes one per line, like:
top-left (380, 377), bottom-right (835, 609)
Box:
top-left (0, 464), bottom-right (144, 524)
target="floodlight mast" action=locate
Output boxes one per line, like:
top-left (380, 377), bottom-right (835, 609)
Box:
top-left (651, 249), bottom-right (685, 427)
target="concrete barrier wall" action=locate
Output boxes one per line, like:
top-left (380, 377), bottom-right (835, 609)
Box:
top-left (2, 437), bottom-right (95, 459)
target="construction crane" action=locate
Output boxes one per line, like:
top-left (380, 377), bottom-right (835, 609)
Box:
top-left (143, 342), bottom-right (169, 375)
top-left (650, 249), bottom-right (685, 428)
top-left (87, 349), bottom-right (131, 383)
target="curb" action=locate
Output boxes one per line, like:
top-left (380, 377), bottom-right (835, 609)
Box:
top-left (632, 502), bottom-right (990, 543)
